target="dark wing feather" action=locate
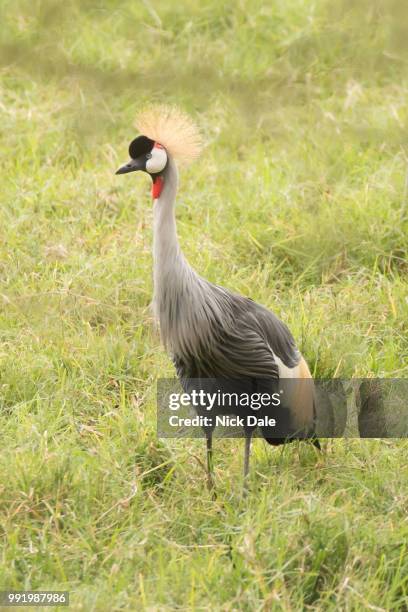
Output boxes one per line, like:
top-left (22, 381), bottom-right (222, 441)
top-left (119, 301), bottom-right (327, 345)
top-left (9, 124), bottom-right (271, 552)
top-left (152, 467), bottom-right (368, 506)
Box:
top-left (172, 287), bottom-right (300, 380)
top-left (239, 298), bottom-right (300, 368)
top-left (170, 285), bottom-right (315, 442)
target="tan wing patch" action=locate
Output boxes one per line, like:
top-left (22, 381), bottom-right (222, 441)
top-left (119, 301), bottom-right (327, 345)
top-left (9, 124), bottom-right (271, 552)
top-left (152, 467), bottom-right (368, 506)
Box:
top-left (280, 356), bottom-right (314, 429)
top-left (135, 105), bottom-right (202, 165)
top-left (298, 356), bottom-right (312, 379)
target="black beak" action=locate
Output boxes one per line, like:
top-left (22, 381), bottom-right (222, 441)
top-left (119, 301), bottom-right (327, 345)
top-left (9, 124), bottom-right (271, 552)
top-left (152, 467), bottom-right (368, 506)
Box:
top-left (115, 158), bottom-right (144, 175)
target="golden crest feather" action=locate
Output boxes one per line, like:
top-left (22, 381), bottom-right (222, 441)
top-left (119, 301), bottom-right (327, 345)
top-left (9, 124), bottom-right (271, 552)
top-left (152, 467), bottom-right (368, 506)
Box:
top-left (135, 105), bottom-right (202, 165)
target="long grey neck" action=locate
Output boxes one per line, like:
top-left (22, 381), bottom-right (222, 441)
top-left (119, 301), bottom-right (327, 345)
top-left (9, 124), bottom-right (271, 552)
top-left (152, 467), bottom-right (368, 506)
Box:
top-left (151, 156), bottom-right (232, 357)
top-left (152, 156), bottom-right (196, 329)
top-left (153, 155), bottom-right (180, 274)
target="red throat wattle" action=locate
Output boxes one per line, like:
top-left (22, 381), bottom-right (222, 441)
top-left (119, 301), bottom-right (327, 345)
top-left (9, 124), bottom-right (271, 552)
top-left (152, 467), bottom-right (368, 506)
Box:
top-left (152, 175), bottom-right (164, 199)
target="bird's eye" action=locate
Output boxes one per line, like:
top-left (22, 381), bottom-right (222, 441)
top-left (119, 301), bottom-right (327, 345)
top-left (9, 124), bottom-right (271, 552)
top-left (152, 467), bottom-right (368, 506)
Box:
top-left (146, 153), bottom-right (152, 159)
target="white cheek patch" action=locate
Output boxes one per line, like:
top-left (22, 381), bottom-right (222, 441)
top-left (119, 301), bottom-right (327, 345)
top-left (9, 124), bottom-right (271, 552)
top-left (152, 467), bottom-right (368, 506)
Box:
top-left (146, 145), bottom-right (167, 174)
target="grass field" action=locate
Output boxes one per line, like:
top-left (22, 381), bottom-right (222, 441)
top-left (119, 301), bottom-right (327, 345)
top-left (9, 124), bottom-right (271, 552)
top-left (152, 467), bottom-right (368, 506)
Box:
top-left (1, 0), bottom-right (408, 609)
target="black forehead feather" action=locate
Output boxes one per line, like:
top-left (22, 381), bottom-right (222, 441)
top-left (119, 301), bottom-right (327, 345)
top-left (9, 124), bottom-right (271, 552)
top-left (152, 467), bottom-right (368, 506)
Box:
top-left (129, 135), bottom-right (154, 159)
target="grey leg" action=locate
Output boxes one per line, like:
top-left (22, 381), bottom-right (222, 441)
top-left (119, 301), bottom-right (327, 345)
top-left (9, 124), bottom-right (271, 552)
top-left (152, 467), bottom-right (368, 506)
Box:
top-left (206, 433), bottom-right (215, 493)
top-left (243, 433), bottom-right (252, 495)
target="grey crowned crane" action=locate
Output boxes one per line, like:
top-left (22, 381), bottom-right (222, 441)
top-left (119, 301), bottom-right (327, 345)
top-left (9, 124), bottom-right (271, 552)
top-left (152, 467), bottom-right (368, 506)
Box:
top-left (116, 106), bottom-right (319, 492)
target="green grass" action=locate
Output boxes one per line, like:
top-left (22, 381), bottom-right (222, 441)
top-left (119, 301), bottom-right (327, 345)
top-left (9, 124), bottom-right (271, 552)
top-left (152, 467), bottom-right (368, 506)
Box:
top-left (1, 0), bottom-right (408, 609)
